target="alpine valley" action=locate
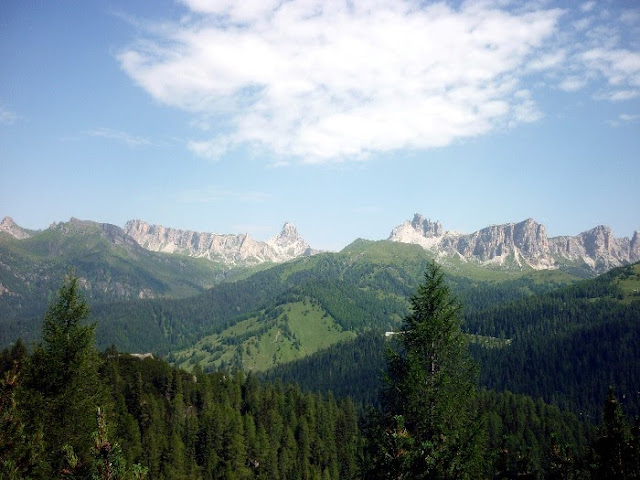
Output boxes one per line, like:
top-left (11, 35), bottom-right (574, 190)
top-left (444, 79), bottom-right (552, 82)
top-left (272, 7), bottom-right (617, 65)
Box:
top-left (2, 213), bottom-right (640, 477)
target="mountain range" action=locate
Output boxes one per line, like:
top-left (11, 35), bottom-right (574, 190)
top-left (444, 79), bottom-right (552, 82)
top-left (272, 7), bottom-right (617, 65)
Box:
top-left (390, 214), bottom-right (640, 274)
top-left (124, 219), bottom-right (318, 265)
top-left (2, 213), bottom-right (639, 421)
top-left (4, 214), bottom-right (638, 276)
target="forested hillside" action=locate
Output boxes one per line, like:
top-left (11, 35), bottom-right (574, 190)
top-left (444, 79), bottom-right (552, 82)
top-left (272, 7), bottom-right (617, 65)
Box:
top-left (471, 262), bottom-right (640, 418)
top-left (3, 270), bottom-right (638, 478)
top-left (265, 262), bottom-right (640, 421)
top-left (4, 229), bottom-right (637, 424)
top-left (0, 219), bottom-right (254, 347)
top-left (92, 240), bottom-right (579, 360)
top-left (0, 235), bottom-right (581, 355)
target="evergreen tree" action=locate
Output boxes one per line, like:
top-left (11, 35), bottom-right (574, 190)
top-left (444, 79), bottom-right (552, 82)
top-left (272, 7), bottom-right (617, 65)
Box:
top-left (90, 407), bottom-right (148, 480)
top-left (363, 261), bottom-right (484, 479)
top-left (592, 387), bottom-right (639, 479)
top-left (22, 273), bottom-right (105, 475)
top-left (0, 364), bottom-right (44, 479)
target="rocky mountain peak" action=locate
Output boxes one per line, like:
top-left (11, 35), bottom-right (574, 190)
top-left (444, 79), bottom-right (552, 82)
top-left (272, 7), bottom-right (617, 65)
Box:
top-left (267, 222), bottom-right (314, 258)
top-left (410, 214), bottom-right (444, 237)
top-left (124, 219), bottom-right (317, 266)
top-left (389, 214), bottom-right (446, 249)
top-left (389, 214), bottom-right (639, 274)
top-left (0, 216), bottom-right (33, 239)
top-left (579, 225), bottom-right (614, 257)
top-left (270, 222), bottom-right (303, 246)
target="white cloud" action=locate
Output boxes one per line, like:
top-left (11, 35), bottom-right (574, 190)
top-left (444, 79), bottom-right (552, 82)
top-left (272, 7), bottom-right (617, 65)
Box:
top-left (559, 76), bottom-right (587, 92)
top-left (187, 138), bottom-right (231, 160)
top-left (607, 113), bottom-right (640, 127)
top-left (620, 10), bottom-right (640, 25)
top-left (87, 127), bottom-right (152, 147)
top-left (117, 0), bottom-right (639, 163)
top-left (580, 48), bottom-right (640, 99)
top-left (527, 50), bottom-right (567, 72)
top-left (580, 2), bottom-right (596, 14)
top-left (600, 89), bottom-right (640, 101)
top-left (0, 106), bottom-right (18, 125)
top-left (118, 0), bottom-right (565, 162)
top-left (619, 113), bottom-right (640, 122)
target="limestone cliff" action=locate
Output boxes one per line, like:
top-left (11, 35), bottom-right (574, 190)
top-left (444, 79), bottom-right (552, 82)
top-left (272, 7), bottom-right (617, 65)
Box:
top-left (0, 216), bottom-right (33, 239)
top-left (389, 214), bottom-right (639, 274)
top-left (124, 219), bottom-right (316, 266)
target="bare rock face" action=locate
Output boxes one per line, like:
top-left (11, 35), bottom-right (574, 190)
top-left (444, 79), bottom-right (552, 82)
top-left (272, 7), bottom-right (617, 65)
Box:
top-left (548, 225), bottom-right (634, 272)
top-left (389, 213), bottom-right (640, 274)
top-left (0, 216), bottom-right (33, 239)
top-left (267, 221), bottom-right (316, 258)
top-left (389, 214), bottom-right (445, 249)
top-left (124, 220), bottom-right (316, 266)
top-left (631, 231), bottom-right (640, 260)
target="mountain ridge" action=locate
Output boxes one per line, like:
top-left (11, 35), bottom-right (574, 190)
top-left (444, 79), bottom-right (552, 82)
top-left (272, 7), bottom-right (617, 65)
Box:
top-left (4, 214), bottom-right (638, 274)
top-left (389, 214), bottom-right (640, 274)
top-left (0, 216), bottom-right (35, 240)
top-left (123, 219), bottom-right (319, 266)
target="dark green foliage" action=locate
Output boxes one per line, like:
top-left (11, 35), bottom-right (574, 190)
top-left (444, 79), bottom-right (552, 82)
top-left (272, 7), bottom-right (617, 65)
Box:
top-left (3, 265), bottom-right (639, 477)
top-left (469, 266), bottom-right (640, 418)
top-left (591, 387), bottom-right (640, 479)
top-left (477, 389), bottom-right (593, 478)
top-left (265, 262), bottom-right (640, 424)
top-left (0, 363), bottom-right (44, 479)
top-left (362, 262), bottom-right (485, 479)
top-left (59, 406), bottom-right (149, 480)
top-left (262, 330), bottom-right (386, 407)
top-left (97, 354), bottom-right (361, 479)
top-left (0, 219), bottom-right (237, 348)
top-left (21, 274), bottom-right (106, 475)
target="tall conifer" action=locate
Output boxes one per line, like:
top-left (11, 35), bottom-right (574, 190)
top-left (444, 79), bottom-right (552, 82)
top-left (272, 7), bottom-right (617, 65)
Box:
top-left (363, 261), bottom-right (484, 479)
top-left (23, 273), bottom-right (105, 475)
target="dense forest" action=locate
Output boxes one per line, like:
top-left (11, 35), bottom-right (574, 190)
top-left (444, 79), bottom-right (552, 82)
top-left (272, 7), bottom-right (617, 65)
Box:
top-left (265, 263), bottom-right (640, 421)
top-left (2, 270), bottom-right (639, 478)
top-left (0, 238), bottom-right (580, 355)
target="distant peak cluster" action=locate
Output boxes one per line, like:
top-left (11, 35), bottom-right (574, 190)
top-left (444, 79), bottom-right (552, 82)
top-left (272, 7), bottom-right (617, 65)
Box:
top-left (389, 214), bottom-right (640, 273)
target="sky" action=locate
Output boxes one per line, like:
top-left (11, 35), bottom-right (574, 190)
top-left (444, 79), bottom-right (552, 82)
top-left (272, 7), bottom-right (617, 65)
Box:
top-left (1, 0), bottom-right (639, 251)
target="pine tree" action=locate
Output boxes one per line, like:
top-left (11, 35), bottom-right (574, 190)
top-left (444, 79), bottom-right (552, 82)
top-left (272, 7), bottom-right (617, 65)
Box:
top-left (363, 261), bottom-right (484, 479)
top-left (593, 387), bottom-right (637, 479)
top-left (23, 273), bottom-right (105, 475)
top-left (0, 363), bottom-right (44, 479)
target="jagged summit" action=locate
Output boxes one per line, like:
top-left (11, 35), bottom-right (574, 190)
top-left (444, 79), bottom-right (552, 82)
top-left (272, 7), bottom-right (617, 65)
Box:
top-left (0, 216), bottom-right (34, 239)
top-left (266, 221), bottom-right (314, 257)
top-left (124, 219), bottom-right (317, 266)
top-left (389, 214), bottom-right (640, 274)
top-left (2, 216), bottom-right (317, 267)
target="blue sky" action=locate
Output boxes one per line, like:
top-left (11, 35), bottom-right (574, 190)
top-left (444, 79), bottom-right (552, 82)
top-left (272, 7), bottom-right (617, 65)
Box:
top-left (1, 0), bottom-right (639, 251)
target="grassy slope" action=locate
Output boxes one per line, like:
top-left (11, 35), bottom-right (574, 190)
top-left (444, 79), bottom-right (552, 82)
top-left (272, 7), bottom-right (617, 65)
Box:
top-left (163, 240), bottom-right (581, 372)
top-left (262, 262), bottom-right (640, 419)
top-left (171, 299), bottom-right (356, 372)
top-left (615, 262), bottom-right (640, 302)
top-left (3, 232), bottom-right (585, 369)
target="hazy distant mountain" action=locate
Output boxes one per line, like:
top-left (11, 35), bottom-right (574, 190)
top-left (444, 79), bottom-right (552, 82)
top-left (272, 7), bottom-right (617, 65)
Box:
top-left (0, 217), bottom-right (233, 328)
top-left (389, 214), bottom-right (640, 274)
top-left (124, 219), bottom-right (319, 266)
top-left (0, 216), bottom-right (35, 240)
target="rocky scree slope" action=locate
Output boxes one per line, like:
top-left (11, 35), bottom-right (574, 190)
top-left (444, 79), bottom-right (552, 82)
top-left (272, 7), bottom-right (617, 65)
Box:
top-left (389, 214), bottom-right (640, 274)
